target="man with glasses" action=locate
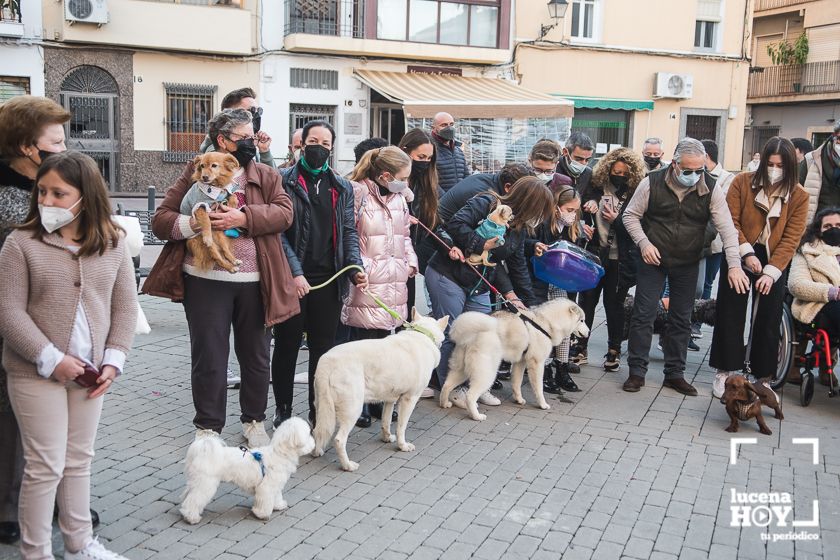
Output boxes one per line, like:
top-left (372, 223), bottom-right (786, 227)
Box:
top-left (620, 138), bottom-right (749, 396)
top-left (801, 122), bottom-right (840, 223)
top-left (199, 87), bottom-right (277, 170)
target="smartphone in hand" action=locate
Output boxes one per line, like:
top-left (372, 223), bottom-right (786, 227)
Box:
top-left (74, 364), bottom-right (101, 388)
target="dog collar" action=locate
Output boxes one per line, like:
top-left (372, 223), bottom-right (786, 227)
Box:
top-left (406, 323), bottom-right (437, 344)
top-left (240, 446), bottom-right (265, 478)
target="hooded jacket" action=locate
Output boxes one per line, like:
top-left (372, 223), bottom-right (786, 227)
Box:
top-left (341, 179), bottom-right (418, 330)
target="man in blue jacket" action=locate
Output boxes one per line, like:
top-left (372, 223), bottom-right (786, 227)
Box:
top-left (431, 112), bottom-right (470, 192)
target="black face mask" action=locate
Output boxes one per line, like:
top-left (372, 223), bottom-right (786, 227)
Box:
top-left (822, 228), bottom-right (840, 247)
top-left (37, 150), bottom-right (57, 165)
top-left (410, 160), bottom-right (431, 176)
top-left (644, 155), bottom-right (661, 169)
top-left (230, 137), bottom-right (257, 168)
top-left (437, 126), bottom-right (455, 142)
top-left (610, 174), bottom-right (629, 190)
top-left (303, 144), bottom-right (331, 169)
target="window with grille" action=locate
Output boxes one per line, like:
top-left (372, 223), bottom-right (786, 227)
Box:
top-left (0, 76), bottom-right (30, 103)
top-left (164, 83), bottom-right (217, 162)
top-left (290, 68), bottom-right (339, 90)
top-left (289, 103), bottom-right (336, 136)
top-left (685, 115), bottom-right (720, 142)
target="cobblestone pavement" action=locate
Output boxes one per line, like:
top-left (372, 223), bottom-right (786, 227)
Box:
top-left (2, 294), bottom-right (839, 560)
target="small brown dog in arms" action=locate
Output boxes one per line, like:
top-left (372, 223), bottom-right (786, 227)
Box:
top-left (721, 375), bottom-right (784, 435)
top-left (467, 204), bottom-right (514, 267)
top-left (180, 152), bottom-right (243, 273)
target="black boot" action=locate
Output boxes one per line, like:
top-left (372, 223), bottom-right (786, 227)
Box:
top-left (555, 361), bottom-right (581, 392)
top-left (566, 361), bottom-right (580, 374)
top-left (0, 522), bottom-right (20, 545)
top-left (356, 404), bottom-right (372, 428)
top-left (272, 403), bottom-right (292, 429)
top-left (368, 402), bottom-right (383, 419)
top-left (543, 362), bottom-right (562, 394)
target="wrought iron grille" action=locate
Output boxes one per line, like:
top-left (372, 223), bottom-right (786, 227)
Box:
top-left (748, 61), bottom-right (840, 98)
top-left (685, 115), bottom-right (720, 142)
top-left (164, 84), bottom-right (216, 162)
top-left (284, 0), bottom-right (365, 38)
top-left (290, 68), bottom-right (339, 90)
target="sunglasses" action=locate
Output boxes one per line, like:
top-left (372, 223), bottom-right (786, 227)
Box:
top-left (249, 107), bottom-right (263, 117)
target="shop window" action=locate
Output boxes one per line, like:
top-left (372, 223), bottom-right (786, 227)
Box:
top-left (164, 83), bottom-right (216, 162)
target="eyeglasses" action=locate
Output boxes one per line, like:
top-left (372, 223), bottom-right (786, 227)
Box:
top-left (227, 132), bottom-right (257, 143)
top-left (677, 166), bottom-right (703, 176)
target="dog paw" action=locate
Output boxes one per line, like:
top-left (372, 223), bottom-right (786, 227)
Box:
top-left (538, 402), bottom-right (551, 410)
top-left (273, 500), bottom-right (288, 511)
top-left (441, 401), bottom-right (452, 409)
top-left (725, 426), bottom-right (738, 433)
top-left (775, 411), bottom-right (784, 420)
top-left (759, 427), bottom-right (773, 436)
top-left (251, 507), bottom-right (271, 521)
top-left (342, 461), bottom-right (360, 472)
top-left (381, 433), bottom-right (396, 444)
top-left (513, 396), bottom-right (526, 405)
top-left (398, 442), bottom-right (415, 452)
top-left (472, 413), bottom-right (487, 421)
top-left (180, 510), bottom-right (201, 525)
top-left (311, 447), bottom-right (324, 458)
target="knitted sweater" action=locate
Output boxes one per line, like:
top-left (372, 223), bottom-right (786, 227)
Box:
top-left (0, 230), bottom-right (137, 379)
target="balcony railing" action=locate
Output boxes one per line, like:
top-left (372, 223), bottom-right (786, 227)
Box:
top-left (748, 61), bottom-right (840, 98)
top-left (754, 0), bottom-right (811, 12)
top-left (0, 0), bottom-right (22, 23)
top-left (284, 0), bottom-right (365, 38)
top-left (140, 0), bottom-right (242, 6)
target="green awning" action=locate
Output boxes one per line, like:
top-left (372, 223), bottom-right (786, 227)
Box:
top-left (554, 95), bottom-right (654, 111)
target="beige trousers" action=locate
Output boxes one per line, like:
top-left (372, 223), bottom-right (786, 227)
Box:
top-left (8, 374), bottom-right (102, 560)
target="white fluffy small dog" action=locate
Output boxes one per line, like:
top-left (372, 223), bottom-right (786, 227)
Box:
top-left (441, 299), bottom-right (589, 420)
top-left (312, 310), bottom-right (448, 472)
top-left (180, 417), bottom-right (314, 524)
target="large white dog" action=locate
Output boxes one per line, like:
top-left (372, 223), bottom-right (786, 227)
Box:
top-left (312, 311), bottom-right (448, 471)
top-left (180, 417), bottom-right (314, 524)
top-left (441, 299), bottom-right (589, 420)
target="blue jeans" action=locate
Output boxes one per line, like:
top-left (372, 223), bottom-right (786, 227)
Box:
top-left (424, 265), bottom-right (491, 384)
top-left (702, 252), bottom-right (723, 300)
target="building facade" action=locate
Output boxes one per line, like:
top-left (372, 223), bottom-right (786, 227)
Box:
top-left (514, 0), bottom-right (751, 170)
top-left (39, 0), bottom-right (259, 193)
top-left (746, 0), bottom-right (840, 161)
top-left (0, 0), bottom-right (45, 100)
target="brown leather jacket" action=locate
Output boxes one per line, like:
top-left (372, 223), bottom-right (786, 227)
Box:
top-left (142, 160), bottom-right (300, 326)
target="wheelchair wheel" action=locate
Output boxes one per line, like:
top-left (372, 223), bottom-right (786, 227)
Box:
top-left (771, 303), bottom-right (795, 391)
top-left (801, 371), bottom-right (815, 406)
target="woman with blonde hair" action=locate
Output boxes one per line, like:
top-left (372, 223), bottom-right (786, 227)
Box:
top-left (344, 146), bottom-right (418, 426)
top-left (425, 176), bottom-right (554, 405)
top-left (575, 148), bottom-right (646, 371)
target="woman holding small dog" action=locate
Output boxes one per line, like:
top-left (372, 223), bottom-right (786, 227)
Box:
top-left (787, 207), bottom-right (840, 386)
top-left (0, 152), bottom-right (136, 560)
top-left (272, 120), bottom-right (366, 428)
top-left (425, 176), bottom-right (554, 406)
top-left (145, 108), bottom-right (297, 448)
top-left (710, 137), bottom-right (808, 398)
top-left (525, 178), bottom-right (587, 394)
top-left (343, 146), bottom-right (418, 426)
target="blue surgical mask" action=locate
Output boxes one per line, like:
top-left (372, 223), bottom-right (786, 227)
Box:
top-left (676, 171), bottom-right (701, 187)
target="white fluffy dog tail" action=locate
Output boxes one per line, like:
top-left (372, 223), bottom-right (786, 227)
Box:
top-left (449, 312), bottom-right (497, 346)
top-left (313, 369), bottom-right (336, 452)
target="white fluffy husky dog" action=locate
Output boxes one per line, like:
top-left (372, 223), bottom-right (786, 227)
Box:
top-left (312, 310), bottom-right (448, 471)
top-left (441, 299), bottom-right (589, 420)
top-left (180, 417), bottom-right (314, 524)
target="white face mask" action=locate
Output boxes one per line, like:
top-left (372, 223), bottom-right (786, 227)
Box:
top-left (768, 167), bottom-right (784, 184)
top-left (39, 198), bottom-right (83, 234)
top-left (536, 172), bottom-right (554, 182)
top-left (567, 158), bottom-right (587, 176)
top-left (558, 211), bottom-right (577, 227)
top-left (386, 179), bottom-right (409, 194)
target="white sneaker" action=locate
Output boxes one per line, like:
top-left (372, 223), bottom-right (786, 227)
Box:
top-left (420, 387), bottom-right (435, 399)
top-left (478, 390), bottom-right (501, 406)
top-left (293, 372), bottom-right (308, 384)
top-left (243, 420), bottom-right (269, 448)
top-left (65, 537), bottom-right (129, 560)
top-left (450, 387), bottom-right (468, 409)
top-left (713, 371), bottom-right (732, 399)
top-left (226, 368), bottom-right (241, 388)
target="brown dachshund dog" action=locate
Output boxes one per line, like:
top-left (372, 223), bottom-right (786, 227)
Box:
top-left (721, 375), bottom-right (784, 435)
top-left (186, 153), bottom-right (242, 273)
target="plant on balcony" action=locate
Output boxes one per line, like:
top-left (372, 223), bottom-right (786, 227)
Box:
top-left (766, 32), bottom-right (809, 93)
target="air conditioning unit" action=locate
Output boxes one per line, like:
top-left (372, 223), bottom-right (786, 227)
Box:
top-left (65, 0), bottom-right (109, 25)
top-left (653, 72), bottom-right (693, 99)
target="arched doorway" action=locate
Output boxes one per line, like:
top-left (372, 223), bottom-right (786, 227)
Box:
top-left (60, 65), bottom-right (120, 190)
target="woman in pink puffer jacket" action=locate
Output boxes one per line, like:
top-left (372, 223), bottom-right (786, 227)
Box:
top-left (343, 145), bottom-right (418, 335)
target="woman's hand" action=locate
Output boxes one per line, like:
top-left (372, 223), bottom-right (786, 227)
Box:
top-left (504, 292), bottom-right (526, 310)
top-left (582, 223), bottom-right (594, 239)
top-left (52, 355), bottom-right (85, 384)
top-left (533, 242), bottom-right (549, 257)
top-left (210, 205), bottom-right (247, 231)
top-left (408, 266), bottom-right (418, 278)
top-left (293, 276), bottom-right (310, 298)
top-left (408, 215), bottom-right (419, 225)
top-left (583, 200), bottom-right (598, 214)
top-left (353, 271), bottom-right (369, 291)
top-left (728, 267), bottom-right (751, 294)
top-left (88, 365), bottom-right (118, 399)
top-left (743, 255), bottom-right (762, 274)
top-left (755, 274), bottom-right (774, 295)
top-left (483, 236), bottom-right (500, 252)
top-left (448, 247), bottom-right (465, 262)
top-left (601, 204), bottom-right (618, 224)
top-left (256, 131), bottom-right (272, 154)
